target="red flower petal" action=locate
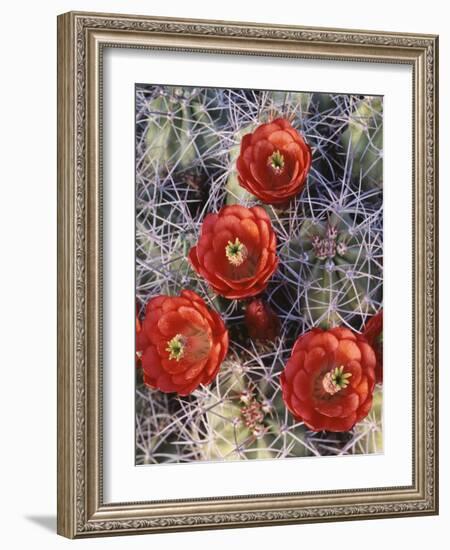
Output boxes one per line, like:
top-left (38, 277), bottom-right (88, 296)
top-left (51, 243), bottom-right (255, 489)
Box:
top-left (240, 133), bottom-right (252, 151)
top-left (157, 311), bottom-right (187, 337)
top-left (292, 369), bottom-right (311, 401)
top-left (359, 341), bottom-right (377, 370)
top-left (141, 345), bottom-right (163, 379)
top-left (201, 213), bottom-right (219, 234)
top-left (363, 310), bottom-right (383, 383)
top-left (304, 347), bottom-right (328, 373)
top-left (315, 400), bottom-right (343, 418)
top-left (335, 339), bottom-right (362, 365)
top-left (356, 396), bottom-right (373, 420)
top-left (252, 120), bottom-right (283, 142)
top-left (345, 360), bottom-right (362, 387)
top-left (267, 129), bottom-right (295, 148)
top-left (283, 350), bottom-right (306, 383)
top-left (307, 332), bottom-right (339, 353)
top-left (329, 327), bottom-right (357, 341)
top-left (339, 393), bottom-right (360, 413)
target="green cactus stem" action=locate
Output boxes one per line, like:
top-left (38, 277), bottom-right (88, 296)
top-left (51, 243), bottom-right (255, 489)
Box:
top-left (281, 211), bottom-right (382, 328)
top-left (341, 96), bottom-right (383, 192)
top-left (145, 87), bottom-right (223, 173)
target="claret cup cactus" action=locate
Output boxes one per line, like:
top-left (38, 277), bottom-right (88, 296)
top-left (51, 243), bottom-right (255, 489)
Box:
top-left (135, 84), bottom-right (383, 464)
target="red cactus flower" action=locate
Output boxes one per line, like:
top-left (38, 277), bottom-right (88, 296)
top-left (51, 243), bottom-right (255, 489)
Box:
top-left (236, 118), bottom-right (311, 205)
top-left (363, 310), bottom-right (383, 383)
top-left (280, 327), bottom-right (376, 432)
top-left (245, 298), bottom-right (280, 341)
top-left (139, 290), bottom-right (229, 396)
top-left (188, 205), bottom-right (278, 299)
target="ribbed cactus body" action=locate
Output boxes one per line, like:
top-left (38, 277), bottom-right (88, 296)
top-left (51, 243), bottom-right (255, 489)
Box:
top-left (282, 211), bottom-right (382, 327)
top-left (341, 97), bottom-right (383, 191)
top-left (145, 87), bottom-right (223, 172)
top-left (193, 352), bottom-right (309, 461)
top-left (225, 125), bottom-right (257, 206)
top-left (270, 91), bottom-right (312, 117)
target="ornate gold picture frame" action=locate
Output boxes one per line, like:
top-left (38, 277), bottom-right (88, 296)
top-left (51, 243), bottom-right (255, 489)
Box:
top-left (57, 11), bottom-right (438, 538)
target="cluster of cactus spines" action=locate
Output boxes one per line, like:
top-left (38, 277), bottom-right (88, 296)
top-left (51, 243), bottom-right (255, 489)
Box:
top-left (135, 84), bottom-right (383, 464)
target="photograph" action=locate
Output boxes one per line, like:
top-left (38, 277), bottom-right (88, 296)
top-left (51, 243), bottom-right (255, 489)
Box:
top-left (54, 10), bottom-right (438, 538)
top-left (135, 84), bottom-right (384, 464)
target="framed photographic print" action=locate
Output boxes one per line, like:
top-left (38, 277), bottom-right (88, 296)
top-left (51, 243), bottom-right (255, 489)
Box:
top-left (57, 11), bottom-right (439, 538)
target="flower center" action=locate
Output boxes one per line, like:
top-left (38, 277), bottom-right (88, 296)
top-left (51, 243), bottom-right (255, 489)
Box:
top-left (322, 366), bottom-right (352, 395)
top-left (225, 237), bottom-right (247, 267)
top-left (166, 333), bottom-right (186, 361)
top-left (268, 150), bottom-right (285, 173)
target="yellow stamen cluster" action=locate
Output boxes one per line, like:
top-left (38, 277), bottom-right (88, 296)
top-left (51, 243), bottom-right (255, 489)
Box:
top-left (322, 366), bottom-right (352, 395)
top-left (225, 237), bottom-right (247, 267)
top-left (166, 334), bottom-right (186, 361)
top-left (268, 150), bottom-right (285, 173)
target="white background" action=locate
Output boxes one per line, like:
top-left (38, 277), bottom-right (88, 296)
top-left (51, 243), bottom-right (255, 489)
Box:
top-left (104, 50), bottom-right (412, 502)
top-left (0, 0), bottom-right (446, 548)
